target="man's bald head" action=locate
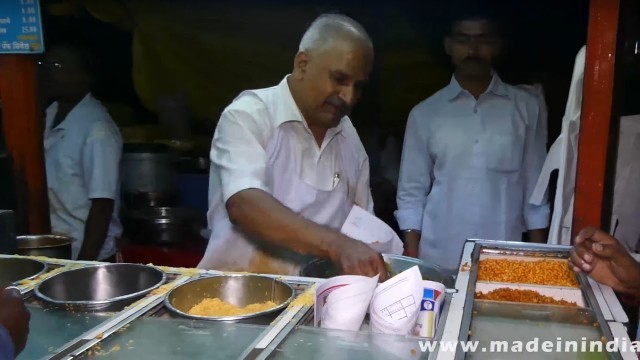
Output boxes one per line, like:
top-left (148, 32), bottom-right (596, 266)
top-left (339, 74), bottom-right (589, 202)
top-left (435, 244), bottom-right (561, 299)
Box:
top-left (289, 14), bottom-right (374, 134)
top-left (298, 14), bottom-right (373, 55)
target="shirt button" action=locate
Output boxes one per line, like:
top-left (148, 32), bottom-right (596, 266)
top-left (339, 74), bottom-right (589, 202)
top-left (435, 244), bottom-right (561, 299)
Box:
top-left (474, 139), bottom-right (479, 144)
top-left (473, 108), bottom-right (478, 114)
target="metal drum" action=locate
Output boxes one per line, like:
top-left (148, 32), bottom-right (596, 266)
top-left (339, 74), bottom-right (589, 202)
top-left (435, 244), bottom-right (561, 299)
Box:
top-left (165, 274), bottom-right (294, 323)
top-left (300, 254), bottom-right (456, 288)
top-left (0, 258), bottom-right (47, 288)
top-left (16, 235), bottom-right (73, 259)
top-left (35, 263), bottom-right (166, 312)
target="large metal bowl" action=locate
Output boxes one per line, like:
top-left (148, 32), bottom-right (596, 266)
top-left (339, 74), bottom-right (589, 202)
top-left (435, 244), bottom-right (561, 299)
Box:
top-left (16, 235), bottom-right (73, 259)
top-left (165, 274), bottom-right (295, 323)
top-left (0, 258), bottom-right (47, 288)
top-left (35, 263), bottom-right (166, 312)
top-left (300, 254), bottom-right (456, 288)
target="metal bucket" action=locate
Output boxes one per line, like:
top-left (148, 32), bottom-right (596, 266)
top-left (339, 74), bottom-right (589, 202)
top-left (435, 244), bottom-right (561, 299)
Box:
top-left (35, 263), bottom-right (166, 312)
top-left (16, 235), bottom-right (73, 259)
top-left (165, 274), bottom-right (294, 323)
top-left (300, 254), bottom-right (456, 288)
top-left (0, 258), bottom-right (47, 288)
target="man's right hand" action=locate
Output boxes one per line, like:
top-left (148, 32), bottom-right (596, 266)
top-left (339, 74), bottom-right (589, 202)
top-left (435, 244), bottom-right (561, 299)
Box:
top-left (0, 287), bottom-right (30, 356)
top-left (570, 227), bottom-right (640, 296)
top-left (331, 237), bottom-right (389, 282)
top-left (402, 231), bottom-right (420, 258)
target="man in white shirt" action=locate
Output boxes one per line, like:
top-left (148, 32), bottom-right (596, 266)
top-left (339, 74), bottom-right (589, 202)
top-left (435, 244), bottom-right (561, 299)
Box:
top-left (40, 44), bottom-right (123, 261)
top-left (396, 9), bottom-right (550, 273)
top-left (198, 14), bottom-right (388, 279)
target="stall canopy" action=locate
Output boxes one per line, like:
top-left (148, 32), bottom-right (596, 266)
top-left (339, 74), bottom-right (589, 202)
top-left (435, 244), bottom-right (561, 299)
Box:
top-left (54, 0), bottom-right (449, 136)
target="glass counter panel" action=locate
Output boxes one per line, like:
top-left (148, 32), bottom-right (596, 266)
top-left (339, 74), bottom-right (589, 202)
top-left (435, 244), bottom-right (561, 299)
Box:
top-left (468, 301), bottom-right (608, 360)
top-left (78, 316), bottom-right (266, 359)
top-left (19, 305), bottom-right (110, 360)
top-left (271, 325), bottom-right (428, 360)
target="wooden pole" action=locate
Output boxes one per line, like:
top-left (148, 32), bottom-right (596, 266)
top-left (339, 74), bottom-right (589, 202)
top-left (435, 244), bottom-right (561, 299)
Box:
top-left (0, 55), bottom-right (50, 234)
top-left (572, 0), bottom-right (620, 237)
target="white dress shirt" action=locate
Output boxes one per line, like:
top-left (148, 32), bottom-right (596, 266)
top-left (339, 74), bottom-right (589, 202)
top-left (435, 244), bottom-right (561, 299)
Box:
top-left (396, 75), bottom-right (550, 271)
top-left (44, 94), bottom-right (123, 260)
top-left (198, 76), bottom-right (373, 275)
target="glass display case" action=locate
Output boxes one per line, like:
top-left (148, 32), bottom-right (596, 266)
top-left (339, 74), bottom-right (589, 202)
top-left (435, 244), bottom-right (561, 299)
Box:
top-left (0, 245), bottom-right (632, 360)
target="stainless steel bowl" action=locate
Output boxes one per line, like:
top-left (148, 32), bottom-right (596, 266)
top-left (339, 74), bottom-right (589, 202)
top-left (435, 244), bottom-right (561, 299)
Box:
top-left (0, 258), bottom-right (47, 288)
top-left (16, 235), bottom-right (73, 259)
top-left (165, 274), bottom-right (295, 323)
top-left (300, 254), bottom-right (456, 288)
top-left (35, 263), bottom-right (166, 312)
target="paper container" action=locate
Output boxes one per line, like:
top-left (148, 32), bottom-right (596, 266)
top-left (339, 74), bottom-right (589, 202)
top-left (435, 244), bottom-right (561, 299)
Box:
top-left (414, 280), bottom-right (445, 338)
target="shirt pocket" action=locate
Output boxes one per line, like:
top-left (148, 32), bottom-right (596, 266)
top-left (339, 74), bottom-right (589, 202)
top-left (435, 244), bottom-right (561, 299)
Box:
top-left (485, 132), bottom-right (524, 173)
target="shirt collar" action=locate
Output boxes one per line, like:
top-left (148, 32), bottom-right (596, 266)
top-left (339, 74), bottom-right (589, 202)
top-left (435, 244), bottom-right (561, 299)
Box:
top-left (275, 75), bottom-right (344, 137)
top-left (443, 72), bottom-right (509, 102)
top-left (45, 93), bottom-right (93, 132)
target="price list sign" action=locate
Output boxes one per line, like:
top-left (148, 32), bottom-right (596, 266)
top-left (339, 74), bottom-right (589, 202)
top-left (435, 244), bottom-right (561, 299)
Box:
top-left (0, 0), bottom-right (44, 54)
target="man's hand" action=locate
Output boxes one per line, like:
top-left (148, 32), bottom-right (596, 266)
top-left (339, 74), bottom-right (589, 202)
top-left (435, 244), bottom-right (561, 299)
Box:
top-left (0, 287), bottom-right (30, 356)
top-left (402, 231), bottom-right (420, 258)
top-left (331, 238), bottom-right (389, 282)
top-left (78, 198), bottom-right (114, 261)
top-left (570, 227), bottom-right (640, 296)
top-left (527, 228), bottom-right (547, 244)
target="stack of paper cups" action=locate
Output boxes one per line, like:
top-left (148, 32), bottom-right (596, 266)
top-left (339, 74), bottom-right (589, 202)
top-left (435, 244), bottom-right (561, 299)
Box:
top-left (413, 280), bottom-right (445, 338)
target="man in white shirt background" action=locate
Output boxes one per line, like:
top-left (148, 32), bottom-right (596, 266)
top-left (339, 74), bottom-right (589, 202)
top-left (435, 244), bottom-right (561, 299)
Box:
top-left (396, 7), bottom-right (550, 273)
top-left (198, 14), bottom-right (388, 280)
top-left (39, 43), bottom-right (123, 261)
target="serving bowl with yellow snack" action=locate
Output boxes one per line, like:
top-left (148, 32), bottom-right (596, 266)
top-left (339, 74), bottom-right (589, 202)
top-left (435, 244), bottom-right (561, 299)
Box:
top-left (164, 274), bottom-right (295, 323)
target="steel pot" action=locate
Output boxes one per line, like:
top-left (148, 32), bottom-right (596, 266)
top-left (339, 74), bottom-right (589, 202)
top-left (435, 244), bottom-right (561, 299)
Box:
top-left (121, 144), bottom-right (178, 195)
top-left (165, 274), bottom-right (294, 324)
top-left (35, 263), bottom-right (166, 312)
top-left (300, 254), bottom-right (456, 288)
top-left (126, 207), bottom-right (205, 244)
top-left (16, 235), bottom-right (72, 259)
top-left (0, 258), bottom-right (47, 288)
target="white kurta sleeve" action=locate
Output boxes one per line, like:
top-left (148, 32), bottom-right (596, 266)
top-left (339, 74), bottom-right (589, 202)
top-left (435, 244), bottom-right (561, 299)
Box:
top-left (396, 108), bottom-right (432, 231)
top-left (82, 121), bottom-right (122, 200)
top-left (354, 155), bottom-right (374, 213)
top-left (211, 97), bottom-right (272, 202)
top-left (523, 97), bottom-right (551, 230)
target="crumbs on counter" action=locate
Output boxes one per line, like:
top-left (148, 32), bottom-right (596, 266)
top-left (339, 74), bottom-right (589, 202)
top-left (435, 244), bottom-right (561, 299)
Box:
top-left (460, 262), bottom-right (471, 272)
top-left (288, 284), bottom-right (317, 309)
top-left (147, 263), bottom-right (202, 277)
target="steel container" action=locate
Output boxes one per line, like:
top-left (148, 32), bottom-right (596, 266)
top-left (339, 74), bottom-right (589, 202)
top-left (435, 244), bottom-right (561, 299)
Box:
top-left (35, 263), bottom-right (166, 312)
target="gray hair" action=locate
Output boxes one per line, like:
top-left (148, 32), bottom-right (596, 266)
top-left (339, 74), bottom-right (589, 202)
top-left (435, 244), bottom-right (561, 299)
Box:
top-left (298, 14), bottom-right (372, 53)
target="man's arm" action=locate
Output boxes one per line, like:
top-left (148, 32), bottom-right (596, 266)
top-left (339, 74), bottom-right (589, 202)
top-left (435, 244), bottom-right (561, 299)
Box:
top-left (78, 121), bottom-right (122, 260)
top-left (354, 155), bottom-right (374, 213)
top-left (213, 102), bottom-right (387, 280)
top-left (396, 109), bottom-right (432, 257)
top-left (0, 288), bottom-right (30, 359)
top-left (0, 324), bottom-right (14, 360)
top-left (523, 95), bottom-right (550, 243)
top-left (78, 199), bottom-right (114, 260)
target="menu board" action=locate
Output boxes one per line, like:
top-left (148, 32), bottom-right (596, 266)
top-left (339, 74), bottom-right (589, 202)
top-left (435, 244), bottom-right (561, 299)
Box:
top-left (0, 0), bottom-right (44, 54)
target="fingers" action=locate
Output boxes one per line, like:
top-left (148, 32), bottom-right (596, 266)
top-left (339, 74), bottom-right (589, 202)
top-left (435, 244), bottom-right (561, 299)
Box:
top-left (570, 246), bottom-right (592, 272)
top-left (575, 227), bottom-right (597, 244)
top-left (4, 286), bottom-right (22, 298)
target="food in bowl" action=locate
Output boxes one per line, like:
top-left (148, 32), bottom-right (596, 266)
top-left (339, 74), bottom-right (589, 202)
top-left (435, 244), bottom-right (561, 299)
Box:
top-left (477, 258), bottom-right (579, 287)
top-left (475, 288), bottom-right (578, 307)
top-left (187, 297), bottom-right (278, 317)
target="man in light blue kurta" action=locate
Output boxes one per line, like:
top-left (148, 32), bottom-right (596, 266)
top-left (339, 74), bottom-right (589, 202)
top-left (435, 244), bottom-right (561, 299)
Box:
top-left (396, 8), bottom-right (550, 273)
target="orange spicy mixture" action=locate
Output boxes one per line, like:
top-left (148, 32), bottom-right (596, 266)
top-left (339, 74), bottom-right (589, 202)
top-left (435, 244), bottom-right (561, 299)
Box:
top-left (478, 258), bottom-right (579, 287)
top-left (475, 288), bottom-right (578, 307)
